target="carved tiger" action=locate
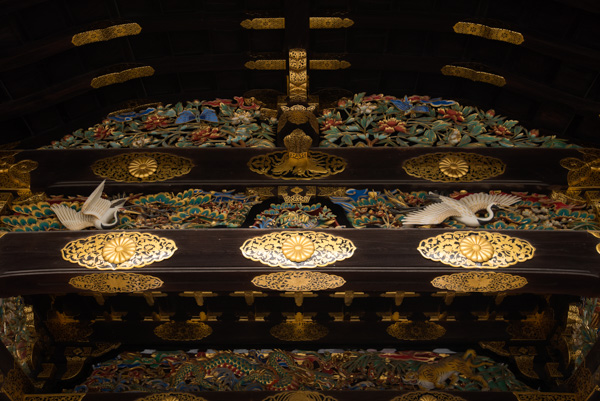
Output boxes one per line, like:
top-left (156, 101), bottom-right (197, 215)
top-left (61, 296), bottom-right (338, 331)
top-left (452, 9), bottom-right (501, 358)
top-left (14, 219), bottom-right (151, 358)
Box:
top-left (403, 349), bottom-right (492, 391)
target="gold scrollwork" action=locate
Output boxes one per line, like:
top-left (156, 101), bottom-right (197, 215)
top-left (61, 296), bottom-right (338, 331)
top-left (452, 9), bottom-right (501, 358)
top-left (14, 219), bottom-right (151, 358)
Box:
top-left (309, 60), bottom-right (351, 70)
top-left (252, 271), bottom-right (345, 292)
top-left (507, 311), bottom-right (554, 340)
top-left (61, 232), bottom-right (177, 270)
top-left (513, 393), bottom-right (576, 401)
top-left (386, 321), bottom-right (446, 341)
top-left (262, 391), bottom-right (338, 401)
top-left (309, 17), bottom-right (354, 29)
top-left (241, 231), bottom-right (356, 268)
top-left (92, 152), bottom-right (193, 182)
top-left (561, 149), bottom-right (600, 189)
top-left (0, 151), bottom-right (38, 191)
top-left (270, 314), bottom-right (328, 341)
top-left (453, 22), bottom-right (524, 45)
top-left (134, 394), bottom-right (208, 401)
top-left (90, 66), bottom-right (155, 89)
top-left (289, 48), bottom-right (308, 103)
top-left (441, 65), bottom-right (506, 87)
top-left (246, 186), bottom-right (275, 200)
top-left (403, 152), bottom-right (505, 182)
top-left (45, 321), bottom-right (92, 343)
top-left (154, 322), bottom-right (212, 341)
top-left (72, 23), bottom-right (142, 46)
top-left (240, 18), bottom-right (285, 30)
top-left (69, 272), bottom-right (163, 292)
top-left (1, 364), bottom-right (33, 401)
top-left (431, 271), bottom-right (527, 292)
top-left (244, 60), bottom-right (287, 70)
top-left (390, 392), bottom-right (467, 401)
top-left (318, 187), bottom-right (347, 197)
top-left (417, 231), bottom-right (535, 269)
top-left (248, 150), bottom-right (346, 180)
top-left (24, 395), bottom-right (85, 401)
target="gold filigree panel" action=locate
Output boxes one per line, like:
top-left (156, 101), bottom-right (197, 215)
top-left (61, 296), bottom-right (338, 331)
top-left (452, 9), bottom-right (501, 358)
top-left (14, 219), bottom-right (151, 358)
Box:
top-left (309, 17), bottom-right (354, 29)
top-left (403, 152), bottom-right (505, 182)
top-left (0, 151), bottom-right (38, 191)
top-left (240, 231), bottom-right (355, 268)
top-left (2, 364), bottom-right (32, 401)
top-left (513, 393), bottom-right (575, 401)
top-left (417, 231), bottom-right (535, 268)
top-left (92, 152), bottom-right (193, 182)
top-left (252, 271), bottom-right (345, 291)
top-left (61, 232), bottom-right (177, 270)
top-left (289, 48), bottom-right (308, 102)
top-left (453, 22), bottom-right (524, 45)
top-left (24, 395), bottom-right (85, 401)
top-left (134, 394), bottom-right (209, 401)
top-left (561, 150), bottom-right (600, 189)
top-left (240, 18), bottom-right (285, 29)
top-left (72, 23), bottom-right (142, 46)
top-left (387, 321), bottom-right (446, 340)
top-left (154, 322), bottom-right (212, 341)
top-left (244, 60), bottom-right (286, 70)
top-left (390, 392), bottom-right (467, 401)
top-left (248, 150), bottom-right (346, 180)
top-left (69, 272), bottom-right (163, 292)
top-left (309, 60), bottom-right (351, 70)
top-left (90, 66), bottom-right (155, 89)
top-left (431, 272), bottom-right (527, 292)
top-left (262, 392), bottom-right (338, 401)
top-left (270, 321), bottom-right (328, 341)
top-left (441, 65), bottom-right (506, 87)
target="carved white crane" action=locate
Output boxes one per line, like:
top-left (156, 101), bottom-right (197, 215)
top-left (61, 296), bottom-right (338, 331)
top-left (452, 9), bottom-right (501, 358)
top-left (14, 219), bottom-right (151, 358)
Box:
top-left (402, 192), bottom-right (521, 227)
top-left (51, 180), bottom-right (127, 230)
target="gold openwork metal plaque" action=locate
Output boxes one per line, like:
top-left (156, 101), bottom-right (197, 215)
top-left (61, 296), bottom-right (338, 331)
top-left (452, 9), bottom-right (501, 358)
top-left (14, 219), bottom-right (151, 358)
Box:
top-left (431, 272), bottom-right (528, 292)
top-left (561, 150), bottom-right (600, 189)
top-left (134, 394), bottom-right (209, 401)
top-left (61, 232), bottom-right (177, 270)
top-left (241, 231), bottom-right (356, 268)
top-left (403, 152), bottom-right (505, 182)
top-left (386, 321), bottom-right (446, 341)
top-left (92, 152), bottom-right (194, 182)
top-left (252, 271), bottom-right (345, 291)
top-left (248, 150), bottom-right (346, 180)
top-left (390, 392), bottom-right (467, 401)
top-left (270, 321), bottom-right (328, 341)
top-left (69, 272), bottom-right (163, 292)
top-left (262, 392), bottom-right (339, 401)
top-left (417, 231), bottom-right (535, 268)
top-left (154, 322), bottom-right (212, 341)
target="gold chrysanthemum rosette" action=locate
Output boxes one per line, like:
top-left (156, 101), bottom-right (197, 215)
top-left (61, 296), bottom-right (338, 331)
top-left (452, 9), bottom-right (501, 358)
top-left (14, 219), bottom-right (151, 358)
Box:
top-left (61, 232), bottom-right (177, 270)
top-left (417, 231), bottom-right (534, 268)
top-left (439, 155), bottom-right (469, 178)
top-left (128, 156), bottom-right (158, 178)
top-left (241, 231), bottom-right (355, 268)
top-left (403, 152), bottom-right (505, 182)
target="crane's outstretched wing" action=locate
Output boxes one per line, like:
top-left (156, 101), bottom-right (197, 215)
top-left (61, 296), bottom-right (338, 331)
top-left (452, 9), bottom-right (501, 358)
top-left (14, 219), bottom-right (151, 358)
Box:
top-left (402, 201), bottom-right (458, 225)
top-left (81, 180), bottom-right (111, 219)
top-left (51, 204), bottom-right (95, 230)
top-left (461, 193), bottom-right (521, 213)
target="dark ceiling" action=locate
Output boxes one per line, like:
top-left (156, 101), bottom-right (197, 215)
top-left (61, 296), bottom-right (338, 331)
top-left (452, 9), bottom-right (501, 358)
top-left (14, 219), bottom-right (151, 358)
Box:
top-left (1, 0), bottom-right (599, 148)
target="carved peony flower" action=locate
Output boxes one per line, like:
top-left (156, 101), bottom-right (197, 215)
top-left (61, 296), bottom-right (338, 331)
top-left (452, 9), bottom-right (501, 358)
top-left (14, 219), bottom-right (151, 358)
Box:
top-left (128, 156), bottom-right (158, 178)
top-left (281, 235), bottom-right (315, 263)
top-left (459, 235), bottom-right (494, 263)
top-left (439, 155), bottom-right (469, 178)
top-left (102, 236), bottom-right (137, 265)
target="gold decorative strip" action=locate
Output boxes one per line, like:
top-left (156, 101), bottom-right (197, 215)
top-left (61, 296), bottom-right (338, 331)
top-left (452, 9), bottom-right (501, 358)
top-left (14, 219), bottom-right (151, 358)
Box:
top-left (441, 65), bottom-right (506, 87)
top-left (418, 231), bottom-right (535, 269)
top-left (262, 392), bottom-right (338, 401)
top-left (61, 232), bottom-right (177, 270)
top-left (289, 48), bottom-right (308, 102)
top-left (252, 271), bottom-right (345, 292)
top-left (72, 23), bottom-right (142, 46)
top-left (69, 272), bottom-right (163, 292)
top-left (0, 151), bottom-right (38, 191)
top-left (309, 60), bottom-right (351, 70)
top-left (24, 395), bottom-right (85, 401)
top-left (91, 66), bottom-right (155, 89)
top-left (309, 17), bottom-right (354, 29)
top-left (241, 231), bottom-right (355, 268)
top-left (513, 393), bottom-right (575, 401)
top-left (431, 272), bottom-right (527, 292)
top-left (270, 313), bottom-right (328, 341)
top-left (403, 152), bottom-right (505, 182)
top-left (244, 60), bottom-right (286, 70)
top-left (134, 394), bottom-right (208, 401)
top-left (240, 18), bottom-right (285, 30)
top-left (387, 321), bottom-right (446, 340)
top-left (561, 150), bottom-right (600, 189)
top-left (154, 321), bottom-right (212, 341)
top-left (390, 392), bottom-right (467, 401)
top-left (91, 152), bottom-right (193, 182)
top-left (453, 22), bottom-right (524, 45)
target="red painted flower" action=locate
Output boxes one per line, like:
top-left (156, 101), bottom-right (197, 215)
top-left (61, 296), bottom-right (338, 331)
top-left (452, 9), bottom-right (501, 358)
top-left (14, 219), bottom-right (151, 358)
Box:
top-left (529, 129), bottom-right (539, 138)
top-left (202, 98), bottom-right (234, 107)
top-left (234, 96), bottom-right (261, 110)
top-left (93, 123), bottom-right (115, 139)
top-left (321, 118), bottom-right (343, 131)
top-left (491, 125), bottom-right (512, 137)
top-left (144, 115), bottom-right (170, 131)
top-left (377, 118), bottom-right (407, 134)
top-left (486, 109), bottom-right (496, 117)
top-left (191, 126), bottom-right (221, 144)
top-left (438, 108), bottom-right (465, 123)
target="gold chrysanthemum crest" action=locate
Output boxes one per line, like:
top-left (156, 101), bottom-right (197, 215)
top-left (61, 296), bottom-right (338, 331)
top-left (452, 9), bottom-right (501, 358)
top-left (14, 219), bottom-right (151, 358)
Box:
top-left (61, 232), bottom-right (177, 270)
top-left (92, 152), bottom-right (193, 182)
top-left (439, 155), bottom-right (469, 178)
top-left (417, 231), bottom-right (534, 268)
top-left (128, 156), bottom-right (158, 178)
top-left (403, 152), bottom-right (505, 182)
top-left (431, 271), bottom-right (527, 292)
top-left (241, 231), bottom-right (355, 268)
top-left (252, 271), bottom-right (345, 291)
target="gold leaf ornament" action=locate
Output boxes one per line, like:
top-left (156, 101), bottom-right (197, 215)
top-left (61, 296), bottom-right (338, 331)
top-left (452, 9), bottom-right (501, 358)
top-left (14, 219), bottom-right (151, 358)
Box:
top-left (439, 155), bottom-right (469, 178)
top-left (92, 152), bottom-right (193, 182)
top-left (459, 235), bottom-right (494, 263)
top-left (387, 321), bottom-right (446, 340)
top-left (102, 236), bottom-right (136, 264)
top-left (252, 271), bottom-right (345, 291)
top-left (282, 235), bottom-right (315, 262)
top-left (69, 272), bottom-right (163, 292)
top-left (403, 152), bottom-right (505, 182)
top-left (128, 156), bottom-right (158, 178)
top-left (431, 271), bottom-right (527, 292)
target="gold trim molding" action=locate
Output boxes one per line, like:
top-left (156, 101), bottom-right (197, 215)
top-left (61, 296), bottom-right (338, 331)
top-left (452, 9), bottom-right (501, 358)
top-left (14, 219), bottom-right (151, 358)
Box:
top-left (309, 17), bottom-right (354, 29)
top-left (417, 231), bottom-right (535, 268)
top-left (24, 395), bottom-right (85, 401)
top-left (72, 23), bottom-right (142, 46)
top-left (252, 271), bottom-right (345, 291)
top-left (240, 231), bottom-right (356, 268)
top-left (154, 321), bottom-right (212, 341)
top-left (387, 321), bottom-right (446, 341)
top-left (431, 271), bottom-right (528, 292)
top-left (403, 152), bottom-right (505, 182)
top-left (245, 60), bottom-right (287, 70)
top-left (91, 66), bottom-right (155, 89)
top-left (92, 152), bottom-right (193, 182)
top-left (390, 392), bottom-right (467, 401)
top-left (309, 60), bottom-right (351, 70)
top-left (134, 394), bottom-right (209, 401)
top-left (0, 151), bottom-right (38, 192)
top-left (61, 232), bottom-right (177, 270)
top-left (453, 22), bottom-right (524, 45)
top-left (262, 392), bottom-right (338, 401)
top-left (441, 65), bottom-right (506, 87)
top-left (69, 272), bottom-right (163, 292)
top-left (513, 393), bottom-right (576, 401)
top-left (240, 18), bottom-right (285, 29)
